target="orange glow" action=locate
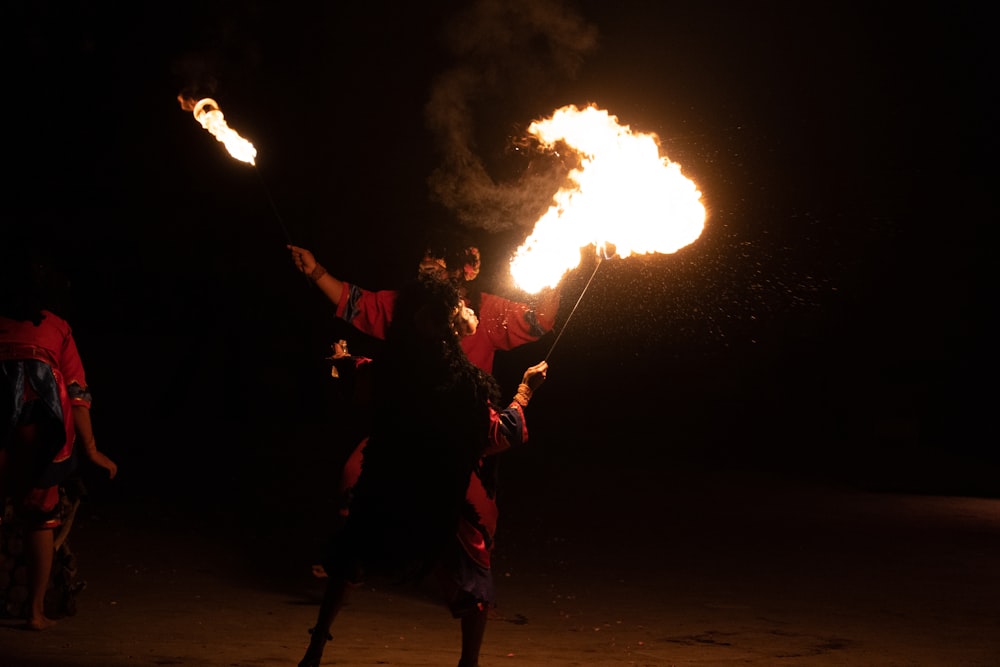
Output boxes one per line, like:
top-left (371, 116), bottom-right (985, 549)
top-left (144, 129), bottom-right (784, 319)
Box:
top-left (178, 96), bottom-right (257, 165)
top-left (510, 104), bottom-right (705, 293)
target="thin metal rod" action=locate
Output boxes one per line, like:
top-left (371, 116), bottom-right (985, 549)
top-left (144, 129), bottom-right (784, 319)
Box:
top-left (253, 164), bottom-right (313, 288)
top-left (254, 164), bottom-right (294, 246)
top-left (544, 256), bottom-right (603, 362)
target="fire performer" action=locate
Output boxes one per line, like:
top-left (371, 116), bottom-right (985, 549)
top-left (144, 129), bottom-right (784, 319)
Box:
top-left (290, 230), bottom-right (567, 575)
top-left (290, 231), bottom-right (565, 573)
top-left (297, 272), bottom-right (548, 667)
top-left (0, 239), bottom-right (118, 631)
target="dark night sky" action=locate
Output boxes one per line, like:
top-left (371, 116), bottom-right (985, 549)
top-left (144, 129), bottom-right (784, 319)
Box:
top-left (2, 2), bottom-right (993, 495)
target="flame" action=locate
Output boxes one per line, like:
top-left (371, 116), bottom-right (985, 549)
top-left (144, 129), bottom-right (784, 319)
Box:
top-left (178, 96), bottom-right (257, 165)
top-left (510, 104), bottom-right (706, 293)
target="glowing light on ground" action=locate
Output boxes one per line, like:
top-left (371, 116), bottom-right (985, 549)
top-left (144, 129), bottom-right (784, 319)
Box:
top-left (510, 104), bottom-right (706, 293)
top-left (178, 96), bottom-right (257, 165)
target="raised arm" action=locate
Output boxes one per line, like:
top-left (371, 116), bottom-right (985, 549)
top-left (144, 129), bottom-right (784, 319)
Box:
top-left (485, 360), bottom-right (549, 456)
top-left (288, 244), bottom-right (345, 306)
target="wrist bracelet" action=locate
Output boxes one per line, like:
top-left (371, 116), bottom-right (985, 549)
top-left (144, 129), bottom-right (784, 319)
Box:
top-left (309, 264), bottom-right (328, 282)
top-left (513, 383), bottom-right (532, 407)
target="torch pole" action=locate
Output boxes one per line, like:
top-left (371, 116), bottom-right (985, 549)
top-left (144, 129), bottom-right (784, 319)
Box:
top-left (254, 165), bottom-right (294, 246)
top-left (544, 255), bottom-right (603, 362)
top-left (252, 164), bottom-right (314, 288)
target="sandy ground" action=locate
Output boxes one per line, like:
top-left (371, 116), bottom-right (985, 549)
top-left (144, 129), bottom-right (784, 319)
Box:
top-left (1, 429), bottom-right (999, 667)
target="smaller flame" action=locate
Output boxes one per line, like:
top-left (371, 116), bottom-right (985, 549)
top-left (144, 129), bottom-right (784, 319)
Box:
top-left (178, 96), bottom-right (257, 165)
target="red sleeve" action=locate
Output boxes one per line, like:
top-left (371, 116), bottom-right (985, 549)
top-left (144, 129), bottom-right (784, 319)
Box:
top-left (476, 292), bottom-right (551, 353)
top-left (335, 282), bottom-right (399, 340)
top-left (43, 313), bottom-right (90, 408)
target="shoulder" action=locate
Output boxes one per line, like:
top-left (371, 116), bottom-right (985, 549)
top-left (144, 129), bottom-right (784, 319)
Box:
top-left (41, 310), bottom-right (71, 331)
top-left (39, 310), bottom-right (76, 344)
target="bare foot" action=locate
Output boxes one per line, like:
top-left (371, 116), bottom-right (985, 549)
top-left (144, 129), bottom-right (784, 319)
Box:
top-left (25, 616), bottom-right (57, 631)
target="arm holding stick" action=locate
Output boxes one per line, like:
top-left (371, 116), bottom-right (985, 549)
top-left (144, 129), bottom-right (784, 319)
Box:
top-left (512, 360), bottom-right (548, 407)
top-left (288, 245), bottom-right (344, 306)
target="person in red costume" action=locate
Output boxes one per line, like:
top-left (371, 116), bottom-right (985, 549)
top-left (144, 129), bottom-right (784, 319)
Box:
top-left (287, 230), bottom-right (562, 375)
top-left (289, 232), bottom-right (564, 579)
top-left (297, 271), bottom-right (548, 667)
top-left (0, 240), bottom-right (118, 631)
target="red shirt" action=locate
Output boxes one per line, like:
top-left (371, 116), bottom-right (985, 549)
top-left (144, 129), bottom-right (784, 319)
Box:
top-left (336, 282), bottom-right (552, 373)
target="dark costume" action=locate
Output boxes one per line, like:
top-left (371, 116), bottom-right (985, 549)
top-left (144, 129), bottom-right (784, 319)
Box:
top-left (332, 394), bottom-right (527, 614)
top-left (323, 276), bottom-right (530, 615)
top-left (326, 253), bottom-right (550, 609)
top-left (299, 273), bottom-right (545, 667)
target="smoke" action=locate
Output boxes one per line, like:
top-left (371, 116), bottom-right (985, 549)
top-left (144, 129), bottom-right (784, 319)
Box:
top-left (425, 0), bottom-right (598, 235)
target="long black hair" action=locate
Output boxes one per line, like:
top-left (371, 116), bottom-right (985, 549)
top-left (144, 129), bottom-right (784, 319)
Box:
top-left (338, 273), bottom-right (502, 578)
top-left (378, 272), bottom-right (501, 412)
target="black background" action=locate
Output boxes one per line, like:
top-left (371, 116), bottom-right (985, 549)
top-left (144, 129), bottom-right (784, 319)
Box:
top-left (3, 1), bottom-right (993, 500)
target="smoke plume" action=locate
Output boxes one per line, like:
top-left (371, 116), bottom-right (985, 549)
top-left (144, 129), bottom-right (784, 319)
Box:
top-left (425, 0), bottom-right (598, 234)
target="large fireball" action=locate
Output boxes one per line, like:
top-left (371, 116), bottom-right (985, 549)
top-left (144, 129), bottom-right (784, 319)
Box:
top-left (511, 104), bottom-right (705, 293)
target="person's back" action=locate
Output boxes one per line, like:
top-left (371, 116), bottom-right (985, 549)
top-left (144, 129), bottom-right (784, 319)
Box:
top-left (0, 241), bottom-right (82, 480)
top-left (0, 310), bottom-right (83, 474)
top-left (0, 237), bottom-right (117, 630)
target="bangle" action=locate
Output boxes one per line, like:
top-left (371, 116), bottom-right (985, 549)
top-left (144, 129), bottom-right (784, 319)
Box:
top-left (309, 264), bottom-right (328, 282)
top-left (512, 383), bottom-right (532, 407)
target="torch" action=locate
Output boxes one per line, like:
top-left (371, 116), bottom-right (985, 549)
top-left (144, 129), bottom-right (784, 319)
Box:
top-left (510, 104), bottom-right (707, 360)
top-left (177, 96), bottom-right (294, 246)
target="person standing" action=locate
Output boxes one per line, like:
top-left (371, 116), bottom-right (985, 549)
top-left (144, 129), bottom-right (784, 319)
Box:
top-left (297, 272), bottom-right (548, 667)
top-left (0, 240), bottom-right (118, 630)
top-left (291, 230), bottom-right (565, 580)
